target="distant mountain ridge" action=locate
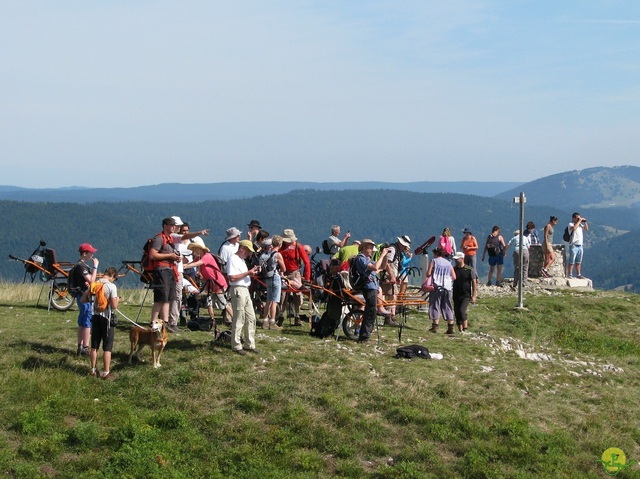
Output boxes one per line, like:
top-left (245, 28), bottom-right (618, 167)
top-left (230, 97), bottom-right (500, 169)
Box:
top-left (494, 165), bottom-right (640, 210)
top-left (0, 181), bottom-right (521, 203)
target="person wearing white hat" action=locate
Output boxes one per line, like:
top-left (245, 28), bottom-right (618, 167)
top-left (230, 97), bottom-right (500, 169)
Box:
top-left (452, 251), bottom-right (478, 332)
top-left (219, 227), bottom-right (242, 267)
top-left (149, 217), bottom-right (209, 333)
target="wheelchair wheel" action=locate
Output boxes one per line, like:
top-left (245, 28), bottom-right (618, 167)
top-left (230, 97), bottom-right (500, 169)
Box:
top-left (342, 310), bottom-right (363, 340)
top-left (50, 281), bottom-right (74, 311)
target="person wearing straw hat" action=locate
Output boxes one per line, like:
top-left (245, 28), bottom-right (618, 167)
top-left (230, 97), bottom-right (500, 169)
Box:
top-left (184, 237), bottom-right (230, 321)
top-left (279, 228), bottom-right (311, 326)
top-left (226, 240), bottom-right (261, 355)
top-left (353, 239), bottom-right (389, 343)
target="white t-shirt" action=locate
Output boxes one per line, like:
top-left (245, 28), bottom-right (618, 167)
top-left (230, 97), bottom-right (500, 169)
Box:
top-left (226, 254), bottom-right (250, 287)
top-left (220, 242), bottom-right (239, 266)
top-left (568, 222), bottom-right (584, 246)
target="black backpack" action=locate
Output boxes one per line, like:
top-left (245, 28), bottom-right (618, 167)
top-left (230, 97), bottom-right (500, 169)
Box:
top-left (67, 263), bottom-right (84, 298)
top-left (394, 344), bottom-right (431, 359)
top-left (348, 255), bottom-right (367, 291)
top-left (321, 239), bottom-right (332, 255)
top-left (486, 235), bottom-right (501, 257)
top-left (309, 311), bottom-right (339, 339)
top-left (562, 227), bottom-right (572, 243)
top-left (187, 317), bottom-right (214, 331)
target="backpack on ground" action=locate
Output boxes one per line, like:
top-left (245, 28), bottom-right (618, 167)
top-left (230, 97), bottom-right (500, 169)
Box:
top-left (187, 316), bottom-right (213, 331)
top-left (321, 239), bottom-right (332, 255)
top-left (562, 227), bottom-right (572, 243)
top-left (348, 255), bottom-right (367, 291)
top-left (309, 311), bottom-right (337, 339)
top-left (89, 281), bottom-right (109, 312)
top-left (258, 251), bottom-right (277, 279)
top-left (394, 344), bottom-right (431, 359)
top-left (486, 235), bottom-right (501, 257)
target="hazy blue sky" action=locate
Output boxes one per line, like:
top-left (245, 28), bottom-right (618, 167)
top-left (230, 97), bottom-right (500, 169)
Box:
top-left (2, 1), bottom-right (639, 188)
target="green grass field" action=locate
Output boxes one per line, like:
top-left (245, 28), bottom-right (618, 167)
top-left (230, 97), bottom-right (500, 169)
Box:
top-left (0, 284), bottom-right (639, 478)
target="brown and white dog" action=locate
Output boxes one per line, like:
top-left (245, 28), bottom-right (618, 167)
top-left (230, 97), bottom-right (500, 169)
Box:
top-left (128, 319), bottom-right (168, 368)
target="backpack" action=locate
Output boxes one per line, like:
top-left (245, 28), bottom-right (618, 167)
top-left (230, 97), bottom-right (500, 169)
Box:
top-left (258, 251), bottom-right (278, 279)
top-left (562, 227), bottom-right (572, 243)
top-left (140, 233), bottom-right (172, 283)
top-left (348, 255), bottom-right (367, 291)
top-left (394, 344), bottom-right (431, 359)
top-left (439, 236), bottom-right (453, 255)
top-left (187, 316), bottom-right (213, 331)
top-left (89, 281), bottom-right (109, 312)
top-left (67, 264), bottom-right (84, 298)
top-left (309, 311), bottom-right (338, 339)
top-left (486, 235), bottom-right (501, 257)
top-left (322, 239), bottom-right (332, 255)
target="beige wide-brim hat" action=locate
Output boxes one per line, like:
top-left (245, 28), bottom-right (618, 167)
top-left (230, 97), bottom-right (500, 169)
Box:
top-left (282, 229), bottom-right (297, 242)
top-left (359, 238), bottom-right (376, 251)
top-left (225, 227), bottom-right (241, 240)
top-left (397, 236), bottom-right (410, 248)
top-left (187, 237), bottom-right (210, 253)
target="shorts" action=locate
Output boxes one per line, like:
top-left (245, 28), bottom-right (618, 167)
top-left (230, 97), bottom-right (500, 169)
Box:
top-left (90, 314), bottom-right (115, 352)
top-left (488, 254), bottom-right (504, 267)
top-left (77, 297), bottom-right (93, 328)
top-left (569, 245), bottom-right (583, 265)
top-left (266, 274), bottom-right (282, 303)
top-left (153, 269), bottom-right (177, 303)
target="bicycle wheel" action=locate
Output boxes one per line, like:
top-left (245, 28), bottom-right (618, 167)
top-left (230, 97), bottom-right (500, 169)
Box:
top-left (342, 310), bottom-right (363, 340)
top-left (50, 280), bottom-right (75, 311)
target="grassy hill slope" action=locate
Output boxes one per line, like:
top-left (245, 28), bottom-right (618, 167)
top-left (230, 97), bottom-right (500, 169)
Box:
top-left (0, 285), bottom-right (638, 478)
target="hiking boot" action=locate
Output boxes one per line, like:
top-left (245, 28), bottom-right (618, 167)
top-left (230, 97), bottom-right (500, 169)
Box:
top-left (294, 317), bottom-right (302, 326)
top-left (429, 324), bottom-right (439, 333)
top-left (89, 369), bottom-right (97, 377)
top-left (577, 275), bottom-right (584, 279)
top-left (384, 315), bottom-right (399, 326)
top-left (233, 349), bottom-right (247, 356)
top-left (486, 281), bottom-right (492, 286)
top-left (262, 320), bottom-right (270, 330)
top-left (496, 281), bottom-right (504, 287)
top-left (446, 325), bottom-right (455, 335)
top-left (269, 321), bottom-right (282, 331)
top-left (167, 325), bottom-right (180, 333)
top-left (246, 348), bottom-right (260, 355)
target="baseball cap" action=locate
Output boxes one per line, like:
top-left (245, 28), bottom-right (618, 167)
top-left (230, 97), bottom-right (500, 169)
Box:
top-left (79, 243), bottom-right (97, 253)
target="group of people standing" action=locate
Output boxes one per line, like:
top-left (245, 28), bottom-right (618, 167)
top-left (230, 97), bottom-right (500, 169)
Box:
top-left (70, 212), bottom-right (590, 374)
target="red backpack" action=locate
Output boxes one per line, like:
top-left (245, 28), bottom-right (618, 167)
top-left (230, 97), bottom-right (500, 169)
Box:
top-left (140, 233), bottom-right (173, 283)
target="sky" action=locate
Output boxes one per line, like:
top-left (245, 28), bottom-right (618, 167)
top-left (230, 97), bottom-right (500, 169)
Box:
top-left (1, 1), bottom-right (639, 188)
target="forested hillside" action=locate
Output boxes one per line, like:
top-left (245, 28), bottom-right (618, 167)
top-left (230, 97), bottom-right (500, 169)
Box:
top-left (1, 189), bottom-right (634, 291)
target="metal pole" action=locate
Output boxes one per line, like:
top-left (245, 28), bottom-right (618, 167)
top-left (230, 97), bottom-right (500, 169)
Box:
top-left (517, 192), bottom-right (525, 308)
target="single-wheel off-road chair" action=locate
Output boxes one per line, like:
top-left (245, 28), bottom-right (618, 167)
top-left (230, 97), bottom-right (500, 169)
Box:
top-left (9, 240), bottom-right (75, 311)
